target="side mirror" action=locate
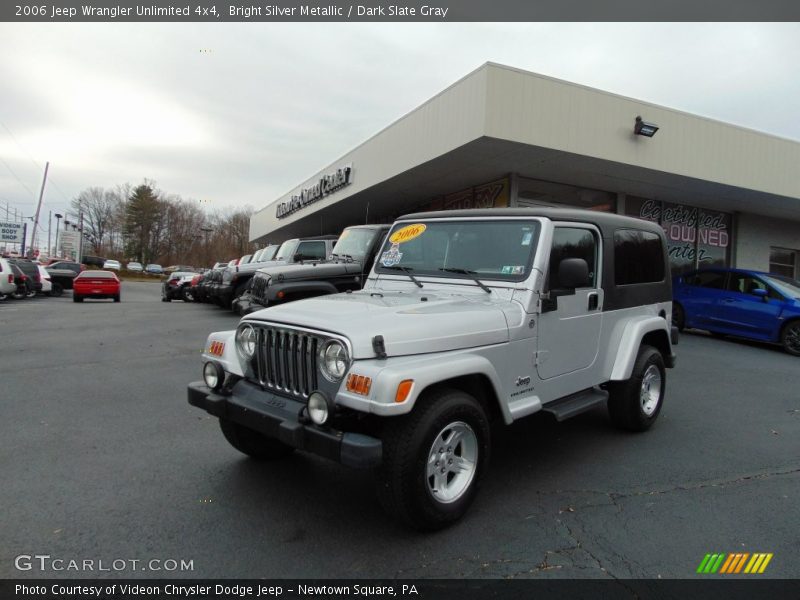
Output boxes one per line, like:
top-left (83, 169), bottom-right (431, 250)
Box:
top-left (752, 288), bottom-right (768, 300)
top-left (293, 253), bottom-right (304, 262)
top-left (558, 258), bottom-right (590, 289)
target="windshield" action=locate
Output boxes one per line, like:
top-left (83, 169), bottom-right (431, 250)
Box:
top-left (274, 240), bottom-right (298, 261)
top-left (332, 228), bottom-right (379, 259)
top-left (260, 245), bottom-right (279, 261)
top-left (765, 274), bottom-right (800, 299)
top-left (375, 219), bottom-right (540, 282)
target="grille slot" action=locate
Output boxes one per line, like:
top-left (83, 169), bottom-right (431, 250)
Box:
top-left (251, 274), bottom-right (268, 305)
top-left (253, 325), bottom-right (320, 398)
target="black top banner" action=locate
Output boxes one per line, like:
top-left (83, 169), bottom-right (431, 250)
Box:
top-left (3, 0), bottom-right (800, 22)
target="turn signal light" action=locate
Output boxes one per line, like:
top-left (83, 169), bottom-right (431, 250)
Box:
top-left (208, 341), bottom-right (225, 356)
top-left (395, 380), bottom-right (414, 403)
top-left (346, 373), bottom-right (372, 396)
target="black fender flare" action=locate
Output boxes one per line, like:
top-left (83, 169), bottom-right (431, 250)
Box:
top-left (267, 280), bottom-right (339, 302)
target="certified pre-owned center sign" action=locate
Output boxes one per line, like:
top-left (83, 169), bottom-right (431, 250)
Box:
top-left (276, 164), bottom-right (353, 219)
top-left (1, 221), bottom-right (24, 244)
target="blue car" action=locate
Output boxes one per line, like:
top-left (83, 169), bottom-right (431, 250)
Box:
top-left (672, 268), bottom-right (800, 356)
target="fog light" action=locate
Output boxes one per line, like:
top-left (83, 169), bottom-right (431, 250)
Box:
top-left (308, 391), bottom-right (332, 425)
top-left (203, 361), bottom-right (225, 391)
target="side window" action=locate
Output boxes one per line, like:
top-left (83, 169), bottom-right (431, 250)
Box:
top-left (614, 229), bottom-right (665, 285)
top-left (297, 241), bottom-right (326, 260)
top-left (549, 227), bottom-right (598, 289)
top-left (727, 273), bottom-right (781, 300)
top-left (687, 271), bottom-right (726, 289)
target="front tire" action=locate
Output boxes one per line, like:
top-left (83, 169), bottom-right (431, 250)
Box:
top-left (377, 388), bottom-right (490, 531)
top-left (608, 345), bottom-right (665, 432)
top-left (219, 418), bottom-right (294, 460)
top-left (781, 321), bottom-right (800, 356)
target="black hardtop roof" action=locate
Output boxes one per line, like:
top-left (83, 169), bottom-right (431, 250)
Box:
top-left (397, 207), bottom-right (662, 236)
top-left (342, 223), bottom-right (391, 231)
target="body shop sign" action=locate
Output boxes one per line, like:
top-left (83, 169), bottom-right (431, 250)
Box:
top-left (637, 200), bottom-right (730, 264)
top-left (1, 221), bottom-right (24, 243)
top-left (276, 164), bottom-right (353, 219)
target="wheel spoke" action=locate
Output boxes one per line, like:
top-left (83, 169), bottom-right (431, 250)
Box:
top-left (451, 455), bottom-right (472, 473)
top-left (426, 453), bottom-right (438, 478)
top-left (443, 427), bottom-right (465, 448)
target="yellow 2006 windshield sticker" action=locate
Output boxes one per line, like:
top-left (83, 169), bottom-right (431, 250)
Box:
top-left (389, 223), bottom-right (426, 244)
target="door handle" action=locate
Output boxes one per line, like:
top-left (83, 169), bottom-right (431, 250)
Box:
top-left (588, 292), bottom-right (599, 311)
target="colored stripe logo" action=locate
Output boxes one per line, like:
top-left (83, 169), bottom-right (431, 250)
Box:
top-left (696, 553), bottom-right (773, 574)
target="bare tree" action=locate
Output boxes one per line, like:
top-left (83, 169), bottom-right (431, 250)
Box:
top-left (72, 187), bottom-right (117, 254)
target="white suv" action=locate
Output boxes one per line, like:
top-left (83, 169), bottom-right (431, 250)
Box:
top-left (0, 257), bottom-right (17, 299)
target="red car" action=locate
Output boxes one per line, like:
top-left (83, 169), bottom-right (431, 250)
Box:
top-left (73, 270), bottom-right (121, 303)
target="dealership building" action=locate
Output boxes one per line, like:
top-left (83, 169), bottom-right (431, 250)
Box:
top-left (250, 62), bottom-right (800, 278)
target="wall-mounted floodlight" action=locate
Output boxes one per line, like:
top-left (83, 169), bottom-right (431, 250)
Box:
top-left (634, 116), bottom-right (659, 137)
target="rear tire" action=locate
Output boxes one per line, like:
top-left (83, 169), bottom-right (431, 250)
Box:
top-left (377, 388), bottom-right (490, 531)
top-left (219, 418), bottom-right (295, 460)
top-left (672, 303), bottom-right (685, 332)
top-left (608, 345), bottom-right (665, 432)
top-left (113, 294), bottom-right (121, 303)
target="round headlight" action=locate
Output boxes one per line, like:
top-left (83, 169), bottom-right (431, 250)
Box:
top-left (236, 324), bottom-right (257, 359)
top-left (320, 340), bottom-right (349, 381)
top-left (203, 361), bottom-right (224, 391)
top-left (308, 391), bottom-right (331, 425)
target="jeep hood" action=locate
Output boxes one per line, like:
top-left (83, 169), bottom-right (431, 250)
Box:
top-left (246, 289), bottom-right (513, 358)
top-left (258, 260), bottom-right (361, 281)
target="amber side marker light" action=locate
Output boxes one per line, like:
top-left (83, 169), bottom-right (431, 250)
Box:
top-left (346, 374), bottom-right (372, 396)
top-left (395, 380), bottom-right (414, 403)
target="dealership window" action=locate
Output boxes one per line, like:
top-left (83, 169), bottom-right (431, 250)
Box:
top-left (624, 197), bottom-right (732, 276)
top-left (769, 247), bottom-right (798, 278)
top-left (516, 177), bottom-right (615, 212)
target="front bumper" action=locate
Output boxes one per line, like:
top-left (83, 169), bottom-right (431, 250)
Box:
top-left (187, 380), bottom-right (382, 468)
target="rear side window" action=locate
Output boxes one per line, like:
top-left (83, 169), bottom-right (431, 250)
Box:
top-left (685, 271), bottom-right (726, 289)
top-left (614, 229), bottom-right (665, 285)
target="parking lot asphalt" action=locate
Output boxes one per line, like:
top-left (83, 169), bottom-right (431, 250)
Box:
top-left (1, 282), bottom-right (798, 580)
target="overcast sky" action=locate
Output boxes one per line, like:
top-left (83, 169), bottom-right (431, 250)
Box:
top-left (1, 22), bottom-right (799, 235)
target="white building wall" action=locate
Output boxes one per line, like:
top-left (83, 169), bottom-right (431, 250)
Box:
top-left (736, 213), bottom-right (800, 273)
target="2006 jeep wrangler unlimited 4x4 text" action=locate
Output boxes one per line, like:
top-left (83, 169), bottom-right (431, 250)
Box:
top-left (188, 208), bottom-right (678, 530)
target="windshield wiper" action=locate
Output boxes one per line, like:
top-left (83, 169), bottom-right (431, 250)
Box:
top-left (383, 265), bottom-right (423, 288)
top-left (439, 268), bottom-right (492, 294)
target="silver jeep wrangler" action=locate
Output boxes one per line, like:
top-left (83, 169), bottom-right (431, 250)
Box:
top-left (188, 208), bottom-right (678, 530)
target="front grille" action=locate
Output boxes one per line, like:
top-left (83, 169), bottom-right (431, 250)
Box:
top-left (251, 273), bottom-right (268, 305)
top-left (252, 325), bottom-right (320, 398)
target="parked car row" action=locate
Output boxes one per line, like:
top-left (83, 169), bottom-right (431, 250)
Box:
top-left (169, 227), bottom-right (390, 316)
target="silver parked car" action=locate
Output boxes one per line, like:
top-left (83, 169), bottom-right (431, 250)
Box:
top-left (188, 208), bottom-right (678, 530)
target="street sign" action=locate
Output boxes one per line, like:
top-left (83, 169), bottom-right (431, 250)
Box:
top-left (0, 221), bottom-right (24, 243)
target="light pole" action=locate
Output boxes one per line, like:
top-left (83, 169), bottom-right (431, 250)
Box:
top-left (200, 226), bottom-right (213, 266)
top-left (54, 213), bottom-right (63, 257)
